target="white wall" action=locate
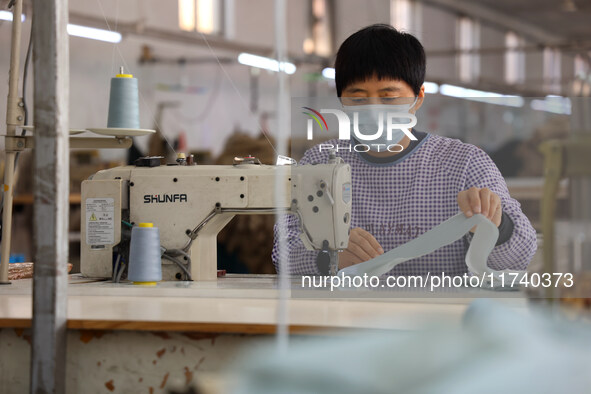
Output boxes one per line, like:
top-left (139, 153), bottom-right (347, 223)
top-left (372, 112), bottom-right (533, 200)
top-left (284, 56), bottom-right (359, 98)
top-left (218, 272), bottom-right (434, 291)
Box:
top-left (0, 0), bottom-right (578, 163)
top-left (0, 0), bottom-right (334, 161)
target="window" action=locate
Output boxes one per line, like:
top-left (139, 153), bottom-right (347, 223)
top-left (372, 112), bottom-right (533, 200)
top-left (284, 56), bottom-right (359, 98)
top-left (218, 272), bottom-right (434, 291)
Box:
top-left (179, 0), bottom-right (196, 31)
top-left (178, 0), bottom-right (223, 35)
top-left (457, 17), bottom-right (480, 83)
top-left (573, 54), bottom-right (590, 95)
top-left (504, 32), bottom-right (524, 85)
top-left (574, 54), bottom-right (587, 79)
top-left (303, 0), bottom-right (333, 57)
top-left (390, 0), bottom-right (422, 38)
top-left (543, 47), bottom-right (561, 93)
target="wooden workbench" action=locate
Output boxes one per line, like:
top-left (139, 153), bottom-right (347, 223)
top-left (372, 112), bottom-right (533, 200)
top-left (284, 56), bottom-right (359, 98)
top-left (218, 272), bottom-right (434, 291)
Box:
top-left (0, 274), bottom-right (528, 393)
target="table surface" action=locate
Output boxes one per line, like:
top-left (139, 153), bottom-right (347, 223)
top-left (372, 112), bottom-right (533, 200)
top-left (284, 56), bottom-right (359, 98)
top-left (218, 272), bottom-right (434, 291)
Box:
top-left (0, 274), bottom-right (528, 333)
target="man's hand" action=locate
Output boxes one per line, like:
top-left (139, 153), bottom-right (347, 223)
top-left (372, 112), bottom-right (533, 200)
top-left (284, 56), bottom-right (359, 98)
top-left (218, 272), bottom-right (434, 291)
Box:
top-left (339, 227), bottom-right (384, 269)
top-left (457, 187), bottom-right (502, 231)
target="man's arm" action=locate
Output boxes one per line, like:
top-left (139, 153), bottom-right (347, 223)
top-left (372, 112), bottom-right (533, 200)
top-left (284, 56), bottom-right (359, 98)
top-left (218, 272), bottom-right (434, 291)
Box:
top-left (272, 214), bottom-right (321, 275)
top-left (272, 149), bottom-right (323, 275)
top-left (462, 148), bottom-right (537, 271)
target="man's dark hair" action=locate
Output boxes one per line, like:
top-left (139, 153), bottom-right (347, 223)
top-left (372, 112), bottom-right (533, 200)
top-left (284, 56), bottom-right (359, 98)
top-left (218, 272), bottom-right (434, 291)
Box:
top-left (334, 24), bottom-right (426, 97)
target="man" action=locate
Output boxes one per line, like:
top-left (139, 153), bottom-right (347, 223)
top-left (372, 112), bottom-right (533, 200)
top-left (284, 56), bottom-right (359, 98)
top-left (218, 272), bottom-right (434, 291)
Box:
top-left (273, 24), bottom-right (536, 275)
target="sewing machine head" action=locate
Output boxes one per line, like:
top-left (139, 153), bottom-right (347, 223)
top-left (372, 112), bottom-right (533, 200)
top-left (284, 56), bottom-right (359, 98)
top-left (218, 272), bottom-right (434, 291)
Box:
top-left (80, 155), bottom-right (351, 281)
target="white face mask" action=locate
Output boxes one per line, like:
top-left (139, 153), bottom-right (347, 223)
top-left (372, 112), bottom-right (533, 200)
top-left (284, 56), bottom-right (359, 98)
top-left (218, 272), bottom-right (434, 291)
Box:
top-left (342, 97), bottom-right (418, 151)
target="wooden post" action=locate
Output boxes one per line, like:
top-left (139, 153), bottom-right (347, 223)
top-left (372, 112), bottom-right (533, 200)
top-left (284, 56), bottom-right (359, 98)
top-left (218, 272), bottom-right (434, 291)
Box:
top-left (30, 0), bottom-right (69, 392)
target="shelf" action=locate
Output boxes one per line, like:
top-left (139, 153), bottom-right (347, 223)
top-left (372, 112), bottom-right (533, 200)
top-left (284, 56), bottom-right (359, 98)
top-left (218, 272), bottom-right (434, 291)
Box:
top-left (12, 193), bottom-right (81, 206)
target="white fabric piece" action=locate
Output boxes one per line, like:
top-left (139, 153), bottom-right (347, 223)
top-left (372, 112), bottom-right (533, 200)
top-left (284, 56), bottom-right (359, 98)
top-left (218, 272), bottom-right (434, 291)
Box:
top-left (339, 213), bottom-right (524, 286)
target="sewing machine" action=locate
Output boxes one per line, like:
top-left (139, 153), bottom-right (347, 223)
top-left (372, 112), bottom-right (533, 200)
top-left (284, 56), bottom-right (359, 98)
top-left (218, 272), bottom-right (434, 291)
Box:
top-left (80, 154), bottom-right (352, 281)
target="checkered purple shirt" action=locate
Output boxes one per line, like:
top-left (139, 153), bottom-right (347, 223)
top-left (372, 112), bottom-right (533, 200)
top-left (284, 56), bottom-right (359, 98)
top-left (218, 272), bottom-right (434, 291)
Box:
top-left (273, 134), bottom-right (537, 275)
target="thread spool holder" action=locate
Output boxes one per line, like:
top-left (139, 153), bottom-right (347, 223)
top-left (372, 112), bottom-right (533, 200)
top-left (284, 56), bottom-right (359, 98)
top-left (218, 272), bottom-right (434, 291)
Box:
top-left (0, 10), bottom-right (154, 282)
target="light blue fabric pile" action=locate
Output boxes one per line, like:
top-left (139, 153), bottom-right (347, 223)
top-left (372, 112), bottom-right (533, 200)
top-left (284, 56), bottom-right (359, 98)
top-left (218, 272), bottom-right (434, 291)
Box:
top-left (231, 300), bottom-right (591, 393)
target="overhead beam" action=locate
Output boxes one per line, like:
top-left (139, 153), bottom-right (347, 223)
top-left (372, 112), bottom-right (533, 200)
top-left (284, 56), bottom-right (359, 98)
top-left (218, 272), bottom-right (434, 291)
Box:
top-left (426, 42), bottom-right (591, 57)
top-left (425, 76), bottom-right (572, 97)
top-left (68, 12), bottom-right (324, 64)
top-left (421, 0), bottom-right (564, 45)
top-left (31, 0), bottom-right (70, 392)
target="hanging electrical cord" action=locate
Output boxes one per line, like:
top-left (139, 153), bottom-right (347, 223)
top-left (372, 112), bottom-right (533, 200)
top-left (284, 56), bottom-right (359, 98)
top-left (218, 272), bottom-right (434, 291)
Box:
top-left (162, 247), bottom-right (192, 281)
top-left (111, 254), bottom-right (122, 282)
top-left (170, 68), bottom-right (223, 124)
top-left (115, 258), bottom-right (126, 283)
top-left (21, 19), bottom-right (32, 126)
top-left (162, 253), bottom-right (192, 281)
top-left (194, 30), bottom-right (279, 156)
